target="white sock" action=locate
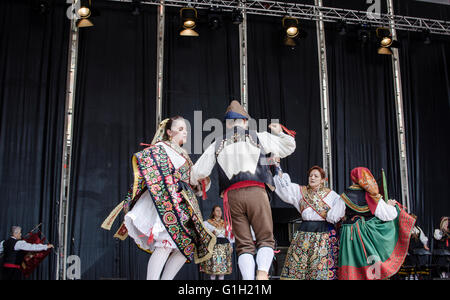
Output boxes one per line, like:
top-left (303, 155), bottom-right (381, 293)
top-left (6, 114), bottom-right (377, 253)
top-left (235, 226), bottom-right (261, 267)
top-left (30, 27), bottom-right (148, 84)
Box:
top-left (256, 247), bottom-right (274, 273)
top-left (146, 247), bottom-right (171, 280)
top-left (238, 253), bottom-right (255, 280)
top-left (160, 250), bottom-right (186, 280)
top-left (210, 275), bottom-right (216, 280)
top-left (218, 275), bottom-right (225, 280)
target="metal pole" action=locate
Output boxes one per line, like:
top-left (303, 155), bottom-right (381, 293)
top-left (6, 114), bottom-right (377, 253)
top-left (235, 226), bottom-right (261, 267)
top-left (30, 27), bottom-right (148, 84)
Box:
top-left (314, 0), bottom-right (333, 189)
top-left (57, 9), bottom-right (79, 280)
top-left (156, 0), bottom-right (165, 128)
top-left (387, 0), bottom-right (410, 212)
top-left (239, 1), bottom-right (248, 111)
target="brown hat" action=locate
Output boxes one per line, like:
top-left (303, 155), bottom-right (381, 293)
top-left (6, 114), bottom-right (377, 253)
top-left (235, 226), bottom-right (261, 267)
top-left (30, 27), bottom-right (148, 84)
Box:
top-left (224, 100), bottom-right (249, 120)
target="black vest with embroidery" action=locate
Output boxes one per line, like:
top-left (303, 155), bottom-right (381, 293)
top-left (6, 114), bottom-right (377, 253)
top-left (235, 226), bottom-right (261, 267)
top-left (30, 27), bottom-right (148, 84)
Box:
top-left (3, 238), bottom-right (23, 265)
top-left (342, 189), bottom-right (374, 224)
top-left (214, 127), bottom-right (274, 194)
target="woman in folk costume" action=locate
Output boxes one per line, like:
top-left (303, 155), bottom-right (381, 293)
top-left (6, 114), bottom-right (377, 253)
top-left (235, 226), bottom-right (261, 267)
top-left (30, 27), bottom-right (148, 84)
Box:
top-left (101, 116), bottom-right (215, 280)
top-left (190, 100), bottom-right (296, 280)
top-left (273, 165), bottom-right (344, 280)
top-left (200, 205), bottom-right (234, 280)
top-left (338, 167), bottom-right (416, 280)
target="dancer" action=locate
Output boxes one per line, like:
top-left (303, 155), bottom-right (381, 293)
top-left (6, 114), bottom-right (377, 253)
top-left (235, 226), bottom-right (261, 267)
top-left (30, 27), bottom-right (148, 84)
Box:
top-left (190, 100), bottom-right (296, 280)
top-left (102, 116), bottom-right (215, 280)
top-left (200, 205), bottom-right (234, 280)
top-left (432, 216), bottom-right (449, 279)
top-left (273, 165), bottom-right (344, 280)
top-left (338, 167), bottom-right (416, 280)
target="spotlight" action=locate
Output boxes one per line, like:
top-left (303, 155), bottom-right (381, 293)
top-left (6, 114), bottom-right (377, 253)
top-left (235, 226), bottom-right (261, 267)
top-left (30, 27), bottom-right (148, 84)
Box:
top-left (376, 27), bottom-right (394, 55)
top-left (180, 7), bottom-right (199, 36)
top-left (336, 20), bottom-right (347, 36)
top-left (77, 0), bottom-right (94, 28)
top-left (208, 8), bottom-right (222, 30)
top-left (422, 30), bottom-right (432, 45)
top-left (282, 17), bottom-right (299, 38)
top-left (357, 24), bottom-right (371, 44)
top-left (131, 0), bottom-right (141, 16)
top-left (231, 10), bottom-right (243, 25)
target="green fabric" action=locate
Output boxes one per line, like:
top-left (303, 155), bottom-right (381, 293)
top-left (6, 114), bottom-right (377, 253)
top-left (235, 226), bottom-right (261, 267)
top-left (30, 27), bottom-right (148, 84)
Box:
top-left (339, 208), bottom-right (400, 268)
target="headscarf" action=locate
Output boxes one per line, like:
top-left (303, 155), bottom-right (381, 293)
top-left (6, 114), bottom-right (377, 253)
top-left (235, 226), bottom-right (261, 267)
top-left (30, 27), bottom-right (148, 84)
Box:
top-left (350, 167), bottom-right (383, 214)
top-left (150, 118), bottom-right (170, 145)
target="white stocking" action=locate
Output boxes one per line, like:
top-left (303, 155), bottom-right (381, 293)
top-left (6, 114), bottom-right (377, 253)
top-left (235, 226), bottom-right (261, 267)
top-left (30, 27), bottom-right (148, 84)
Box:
top-left (210, 275), bottom-right (216, 280)
top-left (160, 249), bottom-right (187, 280)
top-left (256, 247), bottom-right (274, 273)
top-left (146, 247), bottom-right (171, 280)
top-left (238, 253), bottom-right (255, 280)
top-left (218, 275), bottom-right (225, 280)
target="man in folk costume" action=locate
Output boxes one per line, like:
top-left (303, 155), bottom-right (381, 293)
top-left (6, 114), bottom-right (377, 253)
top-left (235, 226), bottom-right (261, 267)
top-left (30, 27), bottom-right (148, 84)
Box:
top-left (338, 167), bottom-right (416, 280)
top-left (190, 100), bottom-right (296, 280)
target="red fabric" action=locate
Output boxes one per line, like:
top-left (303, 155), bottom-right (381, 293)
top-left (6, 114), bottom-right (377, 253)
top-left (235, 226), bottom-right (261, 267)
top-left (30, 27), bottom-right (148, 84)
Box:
top-left (20, 232), bottom-right (51, 277)
top-left (222, 181), bottom-right (265, 239)
top-left (201, 179), bottom-right (207, 200)
top-left (4, 263), bottom-right (21, 269)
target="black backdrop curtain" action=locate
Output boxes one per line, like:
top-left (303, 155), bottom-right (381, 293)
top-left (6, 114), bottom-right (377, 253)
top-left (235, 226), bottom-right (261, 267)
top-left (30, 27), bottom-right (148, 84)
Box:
top-left (0, 0), bottom-right (69, 279)
top-left (246, 9), bottom-right (322, 246)
top-left (69, 1), bottom-right (157, 280)
top-left (163, 6), bottom-right (241, 279)
top-left (395, 0), bottom-right (450, 241)
top-left (324, 0), bottom-right (402, 202)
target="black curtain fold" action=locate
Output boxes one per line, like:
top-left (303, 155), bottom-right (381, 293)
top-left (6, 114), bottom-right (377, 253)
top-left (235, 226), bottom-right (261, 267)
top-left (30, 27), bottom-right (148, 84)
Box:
top-left (324, 0), bottom-right (401, 202)
top-left (0, 0), bottom-right (69, 279)
top-left (395, 0), bottom-right (450, 241)
top-left (69, 1), bottom-right (157, 279)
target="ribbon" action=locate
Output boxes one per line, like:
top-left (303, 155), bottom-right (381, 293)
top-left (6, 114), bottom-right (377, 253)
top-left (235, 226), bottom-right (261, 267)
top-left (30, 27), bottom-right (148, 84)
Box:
top-left (280, 124), bottom-right (296, 137)
top-left (140, 143), bottom-right (152, 147)
top-left (201, 179), bottom-right (207, 200)
top-left (222, 181), bottom-right (265, 239)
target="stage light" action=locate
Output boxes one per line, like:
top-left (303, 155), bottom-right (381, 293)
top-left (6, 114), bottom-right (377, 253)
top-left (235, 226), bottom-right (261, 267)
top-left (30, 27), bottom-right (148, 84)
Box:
top-left (131, 0), bottom-right (141, 16)
top-left (77, 0), bottom-right (94, 28)
top-left (336, 20), bottom-right (347, 36)
top-left (282, 17), bottom-right (299, 38)
top-left (357, 24), bottom-right (371, 44)
top-left (376, 27), bottom-right (393, 55)
top-left (208, 8), bottom-right (222, 30)
top-left (231, 10), bottom-right (243, 25)
top-left (180, 7), bottom-right (199, 36)
top-left (422, 30), bottom-right (432, 45)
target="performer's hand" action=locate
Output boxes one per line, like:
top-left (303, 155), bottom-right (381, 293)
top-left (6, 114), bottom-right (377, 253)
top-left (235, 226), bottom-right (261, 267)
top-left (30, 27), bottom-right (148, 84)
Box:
top-left (387, 199), bottom-right (396, 206)
top-left (424, 245), bottom-right (430, 251)
top-left (47, 244), bottom-right (54, 249)
top-left (269, 123), bottom-right (282, 135)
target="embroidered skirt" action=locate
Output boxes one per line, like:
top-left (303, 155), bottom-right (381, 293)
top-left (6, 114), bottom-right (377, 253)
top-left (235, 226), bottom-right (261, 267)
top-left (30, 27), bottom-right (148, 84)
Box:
top-left (281, 221), bottom-right (339, 280)
top-left (200, 238), bottom-right (233, 275)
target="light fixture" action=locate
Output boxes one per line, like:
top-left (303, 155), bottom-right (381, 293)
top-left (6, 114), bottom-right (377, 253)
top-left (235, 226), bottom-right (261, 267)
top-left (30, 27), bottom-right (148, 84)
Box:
top-left (180, 7), bottom-right (199, 36)
top-left (77, 0), bottom-right (94, 28)
top-left (376, 27), bottom-right (393, 55)
top-left (208, 8), bottom-right (222, 30)
top-left (282, 17), bottom-right (299, 38)
top-left (231, 10), bottom-right (243, 25)
top-left (358, 24), bottom-right (371, 44)
top-left (337, 20), bottom-right (347, 36)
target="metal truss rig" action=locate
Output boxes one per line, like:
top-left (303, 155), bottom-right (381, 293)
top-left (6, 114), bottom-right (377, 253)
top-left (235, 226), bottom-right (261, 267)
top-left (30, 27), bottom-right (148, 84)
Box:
top-left (115, 0), bottom-right (450, 35)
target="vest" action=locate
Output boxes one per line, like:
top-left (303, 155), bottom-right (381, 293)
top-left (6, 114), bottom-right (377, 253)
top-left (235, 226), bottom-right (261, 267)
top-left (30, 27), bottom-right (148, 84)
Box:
top-left (3, 238), bottom-right (23, 266)
top-left (214, 127), bottom-right (275, 194)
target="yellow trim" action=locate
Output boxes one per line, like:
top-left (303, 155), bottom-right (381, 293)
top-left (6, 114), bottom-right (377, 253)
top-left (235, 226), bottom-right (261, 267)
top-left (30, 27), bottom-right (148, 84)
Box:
top-left (341, 193), bottom-right (370, 213)
top-left (132, 155), bottom-right (141, 199)
top-left (101, 200), bottom-right (125, 230)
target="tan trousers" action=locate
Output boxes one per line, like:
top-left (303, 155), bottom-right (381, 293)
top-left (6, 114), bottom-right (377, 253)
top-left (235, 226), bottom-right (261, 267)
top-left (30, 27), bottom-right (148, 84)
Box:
top-left (227, 186), bottom-right (275, 256)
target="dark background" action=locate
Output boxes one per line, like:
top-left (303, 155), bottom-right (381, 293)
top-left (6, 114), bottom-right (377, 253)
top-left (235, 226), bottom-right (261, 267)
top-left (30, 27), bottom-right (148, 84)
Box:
top-left (0, 0), bottom-right (449, 279)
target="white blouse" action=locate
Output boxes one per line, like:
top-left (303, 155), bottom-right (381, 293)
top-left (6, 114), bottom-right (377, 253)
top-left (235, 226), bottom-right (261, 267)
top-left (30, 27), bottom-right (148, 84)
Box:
top-left (273, 172), bottom-right (345, 224)
top-left (203, 221), bottom-right (234, 243)
top-left (273, 172), bottom-right (398, 223)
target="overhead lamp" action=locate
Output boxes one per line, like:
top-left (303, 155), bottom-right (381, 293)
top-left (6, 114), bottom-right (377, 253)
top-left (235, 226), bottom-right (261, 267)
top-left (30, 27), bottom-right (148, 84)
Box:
top-left (282, 17), bottom-right (299, 38)
top-left (358, 24), bottom-right (371, 44)
top-left (208, 8), bottom-right (222, 30)
top-left (376, 27), bottom-right (394, 55)
top-left (77, 0), bottom-right (94, 28)
top-left (180, 7), bottom-right (199, 37)
top-left (231, 10), bottom-right (243, 25)
top-left (337, 20), bottom-right (347, 36)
